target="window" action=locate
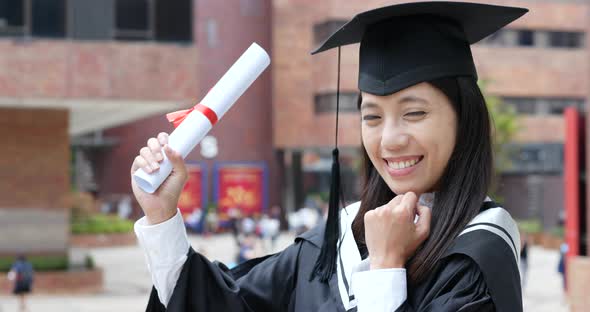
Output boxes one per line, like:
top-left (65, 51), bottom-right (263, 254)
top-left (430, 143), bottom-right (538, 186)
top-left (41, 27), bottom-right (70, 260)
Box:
top-left (32, 0), bottom-right (66, 38)
top-left (546, 98), bottom-right (585, 114)
top-left (505, 143), bottom-right (563, 174)
top-left (114, 0), bottom-right (192, 42)
top-left (314, 92), bottom-right (359, 113)
top-left (0, 1), bottom-right (25, 36)
top-left (502, 97), bottom-right (585, 115)
top-left (0, 0), bottom-right (67, 38)
top-left (68, 0), bottom-right (114, 40)
top-left (115, 0), bottom-right (150, 40)
top-left (313, 20), bottom-right (346, 45)
top-left (155, 0), bottom-right (192, 42)
top-left (549, 31), bottom-right (584, 48)
top-left (502, 97), bottom-right (537, 114)
top-left (0, 0), bottom-right (192, 43)
top-left (481, 29), bottom-right (515, 46)
top-left (480, 29), bottom-right (585, 49)
top-left (518, 30), bottom-right (534, 46)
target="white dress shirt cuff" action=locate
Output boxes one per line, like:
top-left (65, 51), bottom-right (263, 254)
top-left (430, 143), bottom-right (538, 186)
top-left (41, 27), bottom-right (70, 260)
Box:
top-left (351, 258), bottom-right (407, 312)
top-left (134, 209), bottom-right (190, 307)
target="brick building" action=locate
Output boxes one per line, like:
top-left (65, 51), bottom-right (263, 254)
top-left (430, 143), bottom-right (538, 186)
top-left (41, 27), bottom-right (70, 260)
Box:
top-left (273, 0), bottom-right (590, 306)
top-left (2, 0), bottom-right (589, 293)
top-left (273, 0), bottom-right (587, 230)
top-left (0, 0), bottom-right (275, 257)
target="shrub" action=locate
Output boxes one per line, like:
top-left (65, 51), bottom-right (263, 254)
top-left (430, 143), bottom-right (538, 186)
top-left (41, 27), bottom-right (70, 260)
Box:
top-left (71, 213), bottom-right (134, 235)
top-left (0, 255), bottom-right (68, 272)
top-left (517, 219), bottom-right (543, 234)
top-left (551, 226), bottom-right (564, 238)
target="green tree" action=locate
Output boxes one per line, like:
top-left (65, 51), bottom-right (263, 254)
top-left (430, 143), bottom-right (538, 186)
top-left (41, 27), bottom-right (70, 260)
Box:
top-left (479, 81), bottom-right (519, 202)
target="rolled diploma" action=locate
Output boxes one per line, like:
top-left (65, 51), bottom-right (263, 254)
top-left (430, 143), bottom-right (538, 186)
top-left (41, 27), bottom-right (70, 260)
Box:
top-left (133, 43), bottom-right (270, 193)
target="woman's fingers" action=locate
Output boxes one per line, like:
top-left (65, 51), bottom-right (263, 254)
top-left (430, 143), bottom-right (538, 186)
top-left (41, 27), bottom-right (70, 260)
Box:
top-left (415, 205), bottom-right (432, 240)
top-left (130, 133), bottom-right (169, 176)
top-left (389, 194), bottom-right (404, 207)
top-left (401, 192), bottom-right (418, 207)
top-left (147, 138), bottom-right (164, 161)
top-left (398, 192), bottom-right (418, 220)
top-left (164, 145), bottom-right (188, 181)
top-left (131, 155), bottom-right (150, 175)
top-left (157, 132), bottom-right (169, 146)
top-left (140, 146), bottom-right (159, 171)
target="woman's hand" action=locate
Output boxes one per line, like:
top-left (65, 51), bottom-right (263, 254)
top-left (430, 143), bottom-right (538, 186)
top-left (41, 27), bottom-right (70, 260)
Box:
top-left (364, 192), bottom-right (432, 270)
top-left (130, 132), bottom-right (188, 225)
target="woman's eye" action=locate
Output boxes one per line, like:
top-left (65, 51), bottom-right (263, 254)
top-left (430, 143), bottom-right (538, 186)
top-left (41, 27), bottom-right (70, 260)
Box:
top-left (362, 115), bottom-right (380, 121)
top-left (405, 111), bottom-right (426, 117)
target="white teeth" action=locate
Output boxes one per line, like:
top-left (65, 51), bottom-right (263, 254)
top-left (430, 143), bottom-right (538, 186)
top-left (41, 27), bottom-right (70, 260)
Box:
top-left (388, 158), bottom-right (420, 170)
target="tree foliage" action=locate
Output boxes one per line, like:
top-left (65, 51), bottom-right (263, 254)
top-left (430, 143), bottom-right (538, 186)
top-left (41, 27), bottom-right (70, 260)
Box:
top-left (479, 81), bottom-right (519, 200)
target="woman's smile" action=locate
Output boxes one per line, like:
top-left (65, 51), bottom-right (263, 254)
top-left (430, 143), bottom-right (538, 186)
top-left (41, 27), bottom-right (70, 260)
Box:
top-left (383, 155), bottom-right (424, 177)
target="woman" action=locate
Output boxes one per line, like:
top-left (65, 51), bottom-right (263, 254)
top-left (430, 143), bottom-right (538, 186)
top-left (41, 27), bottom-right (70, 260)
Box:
top-left (132, 2), bottom-right (525, 311)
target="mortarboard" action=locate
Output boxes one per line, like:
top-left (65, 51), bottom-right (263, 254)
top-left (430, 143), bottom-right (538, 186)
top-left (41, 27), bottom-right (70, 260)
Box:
top-left (309, 1), bottom-right (528, 282)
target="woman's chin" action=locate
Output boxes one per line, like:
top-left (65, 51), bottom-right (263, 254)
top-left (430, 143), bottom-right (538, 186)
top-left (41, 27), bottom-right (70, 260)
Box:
top-left (388, 181), bottom-right (428, 195)
top-left (389, 186), bottom-right (421, 195)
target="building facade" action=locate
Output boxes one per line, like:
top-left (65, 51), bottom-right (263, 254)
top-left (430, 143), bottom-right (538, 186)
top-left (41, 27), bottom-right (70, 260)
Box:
top-left (273, 0), bottom-right (588, 230)
top-left (0, 0), bottom-right (276, 256)
top-left (1, 0), bottom-right (587, 264)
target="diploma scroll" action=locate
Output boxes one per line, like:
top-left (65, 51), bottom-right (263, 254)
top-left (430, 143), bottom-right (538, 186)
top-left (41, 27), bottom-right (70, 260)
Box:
top-left (133, 43), bottom-right (271, 194)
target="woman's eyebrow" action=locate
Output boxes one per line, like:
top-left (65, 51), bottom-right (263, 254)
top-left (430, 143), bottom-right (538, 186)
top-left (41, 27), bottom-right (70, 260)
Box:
top-left (399, 95), bottom-right (429, 105)
top-left (360, 102), bottom-right (379, 110)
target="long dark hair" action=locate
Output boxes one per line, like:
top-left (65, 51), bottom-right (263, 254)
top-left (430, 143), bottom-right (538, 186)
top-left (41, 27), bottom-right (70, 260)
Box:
top-left (351, 76), bottom-right (493, 285)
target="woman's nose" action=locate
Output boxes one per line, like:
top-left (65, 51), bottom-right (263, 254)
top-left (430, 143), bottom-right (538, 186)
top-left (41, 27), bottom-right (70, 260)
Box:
top-left (380, 126), bottom-right (410, 151)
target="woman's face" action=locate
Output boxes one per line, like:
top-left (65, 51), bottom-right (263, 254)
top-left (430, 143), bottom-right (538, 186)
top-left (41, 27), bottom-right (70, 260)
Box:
top-left (361, 82), bottom-right (458, 195)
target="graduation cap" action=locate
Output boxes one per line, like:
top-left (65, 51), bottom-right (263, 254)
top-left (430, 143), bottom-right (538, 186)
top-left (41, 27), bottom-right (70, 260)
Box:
top-left (309, 2), bottom-right (528, 282)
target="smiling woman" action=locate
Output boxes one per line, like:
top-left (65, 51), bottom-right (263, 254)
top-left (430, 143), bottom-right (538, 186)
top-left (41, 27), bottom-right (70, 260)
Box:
top-left (131, 2), bottom-right (527, 312)
top-left (354, 76), bottom-right (494, 285)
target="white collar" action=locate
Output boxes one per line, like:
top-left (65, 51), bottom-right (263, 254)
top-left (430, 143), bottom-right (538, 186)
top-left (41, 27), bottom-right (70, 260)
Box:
top-left (334, 195), bottom-right (517, 310)
top-left (336, 202), bottom-right (362, 310)
top-left (459, 197), bottom-right (521, 263)
top-left (418, 192), bottom-right (435, 208)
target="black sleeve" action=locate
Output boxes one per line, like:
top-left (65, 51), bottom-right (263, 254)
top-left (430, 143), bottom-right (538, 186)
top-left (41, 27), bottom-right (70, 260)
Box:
top-left (395, 255), bottom-right (495, 312)
top-left (146, 242), bottom-right (301, 312)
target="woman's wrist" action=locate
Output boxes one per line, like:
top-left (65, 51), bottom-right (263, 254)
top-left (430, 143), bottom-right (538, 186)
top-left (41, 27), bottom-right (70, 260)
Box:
top-left (370, 256), bottom-right (405, 270)
top-left (145, 208), bottom-right (177, 225)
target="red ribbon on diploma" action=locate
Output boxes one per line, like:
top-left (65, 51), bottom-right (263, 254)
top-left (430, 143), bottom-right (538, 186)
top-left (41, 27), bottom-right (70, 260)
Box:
top-left (166, 103), bottom-right (219, 128)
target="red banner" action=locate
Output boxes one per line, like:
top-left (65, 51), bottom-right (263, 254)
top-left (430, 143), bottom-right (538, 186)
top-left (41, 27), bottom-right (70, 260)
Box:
top-left (178, 164), bottom-right (203, 219)
top-left (217, 165), bottom-right (265, 218)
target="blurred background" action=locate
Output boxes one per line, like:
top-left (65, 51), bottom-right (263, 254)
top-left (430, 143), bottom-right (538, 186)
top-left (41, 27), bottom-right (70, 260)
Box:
top-left (0, 0), bottom-right (587, 311)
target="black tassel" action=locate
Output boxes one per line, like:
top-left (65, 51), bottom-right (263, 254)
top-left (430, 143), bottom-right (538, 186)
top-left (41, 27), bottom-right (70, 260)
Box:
top-left (310, 46), bottom-right (342, 283)
top-left (310, 148), bottom-right (341, 282)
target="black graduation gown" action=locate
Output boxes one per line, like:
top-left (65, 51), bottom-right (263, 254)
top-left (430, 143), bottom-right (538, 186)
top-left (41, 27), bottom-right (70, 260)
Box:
top-left (145, 203), bottom-right (522, 312)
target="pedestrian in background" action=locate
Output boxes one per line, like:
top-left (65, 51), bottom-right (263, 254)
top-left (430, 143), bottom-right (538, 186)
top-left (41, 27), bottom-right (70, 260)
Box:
top-left (259, 213), bottom-right (280, 253)
top-left (237, 217), bottom-right (262, 264)
top-left (558, 242), bottom-right (568, 291)
top-left (7, 255), bottom-right (34, 312)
